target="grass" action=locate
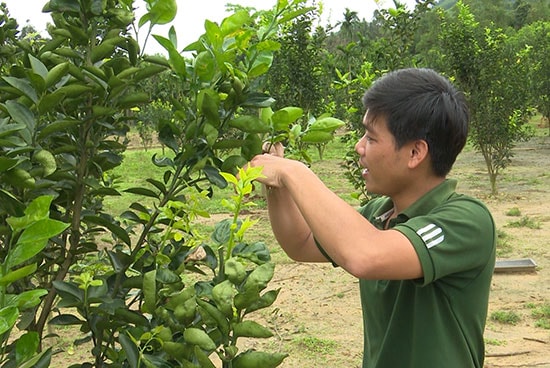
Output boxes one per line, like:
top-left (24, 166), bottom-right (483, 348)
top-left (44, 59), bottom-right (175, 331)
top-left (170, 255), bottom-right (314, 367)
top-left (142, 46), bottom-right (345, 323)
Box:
top-left (103, 148), bottom-right (172, 215)
top-left (495, 229), bottom-right (514, 257)
top-left (505, 207), bottom-right (521, 216)
top-left (490, 310), bottom-right (522, 325)
top-left (506, 216), bottom-right (541, 229)
top-left (291, 336), bottom-right (338, 356)
top-left (485, 337), bottom-right (506, 346)
top-left (527, 302), bottom-right (550, 329)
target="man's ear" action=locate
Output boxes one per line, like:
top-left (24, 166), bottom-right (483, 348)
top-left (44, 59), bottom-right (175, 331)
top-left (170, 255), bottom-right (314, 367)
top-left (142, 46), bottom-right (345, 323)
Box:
top-left (408, 139), bottom-right (429, 169)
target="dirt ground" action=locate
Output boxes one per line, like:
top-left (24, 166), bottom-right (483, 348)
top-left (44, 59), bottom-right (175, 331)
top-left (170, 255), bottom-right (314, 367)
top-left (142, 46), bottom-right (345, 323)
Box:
top-left (49, 134), bottom-right (549, 367)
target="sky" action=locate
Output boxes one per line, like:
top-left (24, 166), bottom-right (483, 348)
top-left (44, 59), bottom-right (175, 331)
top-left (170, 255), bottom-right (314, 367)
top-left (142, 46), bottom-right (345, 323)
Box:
top-left (2, 0), bottom-right (417, 55)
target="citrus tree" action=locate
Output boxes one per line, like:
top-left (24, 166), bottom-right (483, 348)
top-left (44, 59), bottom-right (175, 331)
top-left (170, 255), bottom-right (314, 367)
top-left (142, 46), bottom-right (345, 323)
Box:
top-left (0, 0), bottom-right (344, 366)
top-left (438, 1), bottom-right (534, 194)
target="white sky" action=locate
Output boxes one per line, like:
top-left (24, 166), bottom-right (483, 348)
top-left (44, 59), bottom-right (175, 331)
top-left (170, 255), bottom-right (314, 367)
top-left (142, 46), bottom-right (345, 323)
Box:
top-left (2, 0), bottom-right (417, 55)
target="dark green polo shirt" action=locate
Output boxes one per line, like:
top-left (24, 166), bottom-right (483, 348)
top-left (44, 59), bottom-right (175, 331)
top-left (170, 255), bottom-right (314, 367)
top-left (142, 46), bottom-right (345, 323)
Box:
top-left (316, 179), bottom-right (496, 368)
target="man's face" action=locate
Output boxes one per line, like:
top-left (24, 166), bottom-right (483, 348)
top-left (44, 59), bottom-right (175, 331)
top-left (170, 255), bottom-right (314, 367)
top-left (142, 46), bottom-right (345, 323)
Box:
top-left (354, 112), bottom-right (410, 197)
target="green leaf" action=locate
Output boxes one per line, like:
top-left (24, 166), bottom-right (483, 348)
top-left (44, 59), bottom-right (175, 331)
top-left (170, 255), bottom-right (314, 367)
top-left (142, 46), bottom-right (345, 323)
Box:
top-left (194, 345), bottom-right (216, 368)
top-left (0, 264), bottom-right (37, 286)
top-left (198, 89), bottom-right (221, 125)
top-left (4, 194), bottom-right (53, 231)
top-left (212, 218), bottom-right (232, 244)
top-left (82, 215), bottom-right (130, 246)
top-left (195, 298), bottom-right (230, 336)
top-left (213, 139), bottom-right (244, 150)
top-left (0, 157), bottom-right (20, 172)
top-left (152, 35), bottom-right (187, 77)
top-left (37, 119), bottom-right (82, 140)
top-left (0, 120), bottom-right (25, 139)
top-left (242, 92), bottom-right (275, 108)
top-left (38, 92), bottom-right (65, 114)
top-left (183, 328), bottom-right (217, 351)
top-left (48, 314), bottom-right (84, 325)
top-left (10, 289), bottom-right (48, 309)
top-left (220, 10), bottom-right (251, 35)
top-left (232, 350), bottom-right (288, 368)
top-left (44, 62), bottom-right (70, 89)
top-left (4, 100), bottom-right (35, 143)
top-left (0, 306), bottom-right (18, 335)
top-left (308, 117), bottom-right (345, 132)
top-left (53, 280), bottom-right (83, 299)
top-left (17, 348), bottom-right (52, 368)
top-left (87, 0), bottom-right (102, 14)
top-left (245, 289), bottom-right (280, 314)
top-left (142, 270), bottom-right (156, 313)
top-left (272, 107), bottom-right (304, 131)
top-left (233, 320), bottom-right (273, 338)
top-left (3, 77), bottom-right (38, 103)
top-left (119, 333), bottom-right (139, 368)
top-left (205, 20), bottom-right (223, 48)
top-left (301, 131), bottom-right (334, 143)
top-left (124, 187), bottom-right (159, 198)
top-left (279, 6), bottom-right (316, 23)
top-left (243, 262), bottom-right (275, 291)
top-left (88, 282), bottom-right (109, 301)
top-left (194, 51), bottom-right (216, 81)
top-left (156, 268), bottom-right (180, 284)
top-left (117, 92), bottom-right (150, 108)
top-left (47, 0), bottom-right (80, 12)
top-left (212, 280), bottom-right (235, 317)
top-left (54, 84), bottom-right (93, 97)
top-left (221, 155), bottom-right (248, 175)
top-left (15, 332), bottom-right (40, 365)
top-left (28, 55), bottom-right (48, 80)
top-left (241, 133), bottom-right (262, 160)
top-left (256, 39), bottom-right (281, 52)
top-left (228, 115), bottom-right (270, 133)
top-left (232, 242), bottom-right (271, 264)
top-left (204, 165), bottom-right (227, 188)
top-left (90, 40), bottom-right (118, 63)
top-left (0, 189), bottom-right (25, 216)
top-left (234, 287), bottom-right (260, 311)
top-left (8, 219), bottom-right (68, 268)
top-left (248, 52), bottom-right (273, 77)
top-left (114, 308), bottom-right (150, 327)
top-left (141, 0), bottom-right (177, 26)
top-left (107, 250), bottom-right (133, 273)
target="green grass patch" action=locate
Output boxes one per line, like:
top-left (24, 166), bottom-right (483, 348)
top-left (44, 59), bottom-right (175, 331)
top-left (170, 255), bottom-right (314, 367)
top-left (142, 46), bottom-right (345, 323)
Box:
top-left (490, 310), bottom-right (522, 325)
top-left (495, 229), bottom-right (514, 257)
top-left (527, 302), bottom-right (550, 329)
top-left (484, 337), bottom-right (506, 346)
top-left (292, 336), bottom-right (338, 356)
top-left (505, 207), bottom-right (521, 216)
top-left (506, 216), bottom-right (541, 229)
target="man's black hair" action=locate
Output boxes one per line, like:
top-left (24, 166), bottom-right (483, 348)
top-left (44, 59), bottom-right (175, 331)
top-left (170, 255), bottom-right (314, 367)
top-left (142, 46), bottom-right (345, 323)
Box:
top-left (362, 68), bottom-right (469, 177)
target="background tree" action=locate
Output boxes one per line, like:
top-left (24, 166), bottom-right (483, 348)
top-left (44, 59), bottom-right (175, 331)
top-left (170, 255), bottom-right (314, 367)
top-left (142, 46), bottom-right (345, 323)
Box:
top-left (369, 0), bottom-right (436, 70)
top-left (512, 20), bottom-right (550, 134)
top-left (438, 1), bottom-right (534, 194)
top-left (264, 9), bottom-right (324, 115)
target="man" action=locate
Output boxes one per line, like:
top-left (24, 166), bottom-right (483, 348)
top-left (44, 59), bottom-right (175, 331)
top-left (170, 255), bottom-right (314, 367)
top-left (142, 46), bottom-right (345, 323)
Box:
top-left (249, 68), bottom-right (496, 367)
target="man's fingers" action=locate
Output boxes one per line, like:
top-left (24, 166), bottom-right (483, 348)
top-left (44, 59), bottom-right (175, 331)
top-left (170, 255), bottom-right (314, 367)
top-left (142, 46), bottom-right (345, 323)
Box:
top-left (262, 141), bottom-right (284, 157)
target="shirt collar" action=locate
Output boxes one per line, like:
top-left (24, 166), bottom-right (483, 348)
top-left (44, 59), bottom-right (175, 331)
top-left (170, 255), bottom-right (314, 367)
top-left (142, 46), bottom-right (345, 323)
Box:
top-left (372, 179), bottom-right (457, 224)
top-left (402, 179), bottom-right (458, 218)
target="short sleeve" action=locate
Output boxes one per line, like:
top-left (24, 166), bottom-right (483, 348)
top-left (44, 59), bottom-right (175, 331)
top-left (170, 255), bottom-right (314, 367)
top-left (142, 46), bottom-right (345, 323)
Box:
top-left (393, 197), bottom-right (495, 287)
